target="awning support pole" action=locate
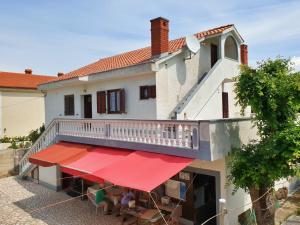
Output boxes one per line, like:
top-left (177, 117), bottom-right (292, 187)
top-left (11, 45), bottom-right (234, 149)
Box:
top-left (149, 192), bottom-right (169, 225)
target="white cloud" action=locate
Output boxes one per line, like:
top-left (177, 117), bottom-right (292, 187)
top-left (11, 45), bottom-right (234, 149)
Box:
top-left (291, 56), bottom-right (300, 72)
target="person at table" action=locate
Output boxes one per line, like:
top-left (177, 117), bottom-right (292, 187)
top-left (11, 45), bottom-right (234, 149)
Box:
top-left (121, 188), bottom-right (135, 207)
top-left (95, 183), bottom-right (111, 215)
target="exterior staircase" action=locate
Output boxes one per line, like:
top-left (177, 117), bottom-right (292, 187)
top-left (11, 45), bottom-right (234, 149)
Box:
top-left (169, 59), bottom-right (224, 120)
top-left (18, 119), bottom-right (59, 177)
top-left (170, 72), bottom-right (208, 119)
top-left (170, 58), bottom-right (239, 120)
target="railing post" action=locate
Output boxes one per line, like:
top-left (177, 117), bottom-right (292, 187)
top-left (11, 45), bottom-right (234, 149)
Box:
top-left (192, 124), bottom-right (199, 150)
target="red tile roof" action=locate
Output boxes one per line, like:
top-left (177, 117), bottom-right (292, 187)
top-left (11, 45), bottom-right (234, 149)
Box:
top-left (0, 71), bottom-right (55, 90)
top-left (46, 24), bottom-right (234, 84)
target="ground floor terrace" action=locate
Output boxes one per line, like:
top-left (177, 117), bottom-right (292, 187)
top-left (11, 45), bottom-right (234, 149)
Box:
top-left (1, 176), bottom-right (299, 225)
top-left (0, 176), bottom-right (121, 225)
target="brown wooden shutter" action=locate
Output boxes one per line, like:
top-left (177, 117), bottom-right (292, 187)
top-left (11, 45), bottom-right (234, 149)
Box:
top-left (64, 95), bottom-right (74, 115)
top-left (149, 85), bottom-right (156, 98)
top-left (120, 89), bottom-right (125, 113)
top-left (64, 95), bottom-right (68, 115)
top-left (97, 91), bottom-right (106, 114)
top-left (222, 92), bottom-right (229, 118)
top-left (70, 95), bottom-right (74, 115)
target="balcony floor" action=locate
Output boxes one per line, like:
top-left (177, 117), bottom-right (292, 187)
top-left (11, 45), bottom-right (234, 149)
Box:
top-left (0, 176), bottom-right (120, 225)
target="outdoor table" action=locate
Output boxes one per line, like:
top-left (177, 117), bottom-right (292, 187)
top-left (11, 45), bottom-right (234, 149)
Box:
top-left (121, 208), bottom-right (163, 225)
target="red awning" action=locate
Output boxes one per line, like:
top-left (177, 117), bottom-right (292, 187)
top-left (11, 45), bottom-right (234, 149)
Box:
top-left (91, 151), bottom-right (193, 192)
top-left (60, 146), bottom-right (132, 182)
top-left (30, 142), bottom-right (193, 192)
top-left (29, 142), bottom-right (92, 167)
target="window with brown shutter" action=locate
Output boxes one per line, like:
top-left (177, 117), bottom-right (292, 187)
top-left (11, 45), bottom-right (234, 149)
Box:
top-left (140, 86), bottom-right (149, 99)
top-left (222, 92), bottom-right (229, 118)
top-left (107, 89), bottom-right (125, 114)
top-left (97, 91), bottom-right (106, 114)
top-left (140, 85), bottom-right (156, 99)
top-left (64, 95), bottom-right (75, 116)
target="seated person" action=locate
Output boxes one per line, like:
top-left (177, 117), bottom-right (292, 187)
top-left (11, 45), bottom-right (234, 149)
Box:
top-left (121, 188), bottom-right (135, 208)
top-left (95, 183), bottom-right (110, 215)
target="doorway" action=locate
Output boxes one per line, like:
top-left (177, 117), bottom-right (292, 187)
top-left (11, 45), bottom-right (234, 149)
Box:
top-left (83, 94), bottom-right (92, 118)
top-left (194, 174), bottom-right (217, 225)
top-left (211, 44), bottom-right (218, 68)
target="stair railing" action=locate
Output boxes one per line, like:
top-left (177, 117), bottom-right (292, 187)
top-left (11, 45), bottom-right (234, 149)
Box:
top-left (19, 119), bottom-right (59, 176)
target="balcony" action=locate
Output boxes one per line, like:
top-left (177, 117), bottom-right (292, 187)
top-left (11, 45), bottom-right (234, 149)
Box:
top-left (57, 117), bottom-right (257, 160)
top-left (19, 117), bottom-right (257, 176)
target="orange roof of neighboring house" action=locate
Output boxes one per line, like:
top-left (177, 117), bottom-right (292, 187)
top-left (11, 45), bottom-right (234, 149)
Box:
top-left (44, 24), bottom-right (234, 84)
top-left (0, 71), bottom-right (55, 90)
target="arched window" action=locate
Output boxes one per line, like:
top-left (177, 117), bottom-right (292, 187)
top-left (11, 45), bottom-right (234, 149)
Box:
top-left (224, 36), bottom-right (238, 60)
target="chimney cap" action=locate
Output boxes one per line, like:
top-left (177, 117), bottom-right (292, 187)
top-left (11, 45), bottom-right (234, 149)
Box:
top-left (150, 17), bottom-right (169, 22)
top-left (57, 72), bottom-right (64, 77)
top-left (24, 68), bottom-right (32, 74)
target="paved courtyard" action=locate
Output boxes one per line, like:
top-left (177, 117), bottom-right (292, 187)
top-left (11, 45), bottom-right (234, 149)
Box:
top-left (0, 176), bottom-right (120, 225)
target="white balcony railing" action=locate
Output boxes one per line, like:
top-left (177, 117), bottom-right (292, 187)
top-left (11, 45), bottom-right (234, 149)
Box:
top-left (57, 119), bottom-right (200, 149)
top-left (19, 118), bottom-right (201, 176)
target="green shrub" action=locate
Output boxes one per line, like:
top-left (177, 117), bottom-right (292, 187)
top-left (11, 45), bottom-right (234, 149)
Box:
top-left (28, 124), bottom-right (45, 143)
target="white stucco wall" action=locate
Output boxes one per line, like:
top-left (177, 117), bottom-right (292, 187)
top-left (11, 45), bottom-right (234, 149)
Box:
top-left (45, 74), bottom-right (157, 125)
top-left (156, 38), bottom-right (216, 120)
top-left (175, 58), bottom-right (240, 120)
top-left (39, 166), bottom-right (61, 190)
top-left (0, 90), bottom-right (45, 137)
top-left (191, 158), bottom-right (252, 225)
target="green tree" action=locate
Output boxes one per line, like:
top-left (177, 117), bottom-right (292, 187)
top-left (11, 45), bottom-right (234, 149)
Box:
top-left (228, 58), bottom-right (300, 225)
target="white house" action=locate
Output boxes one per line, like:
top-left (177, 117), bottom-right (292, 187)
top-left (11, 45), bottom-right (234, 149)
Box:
top-left (18, 17), bottom-right (294, 225)
top-left (0, 69), bottom-right (54, 139)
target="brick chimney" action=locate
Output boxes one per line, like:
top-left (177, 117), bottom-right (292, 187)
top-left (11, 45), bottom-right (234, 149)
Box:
top-left (240, 44), bottom-right (248, 65)
top-left (24, 68), bottom-right (32, 74)
top-left (57, 72), bottom-right (64, 77)
top-left (150, 17), bottom-right (169, 57)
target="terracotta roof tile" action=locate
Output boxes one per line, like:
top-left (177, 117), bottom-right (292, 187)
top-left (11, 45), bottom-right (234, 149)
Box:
top-left (46, 24), bottom-right (233, 84)
top-left (0, 71), bottom-right (55, 90)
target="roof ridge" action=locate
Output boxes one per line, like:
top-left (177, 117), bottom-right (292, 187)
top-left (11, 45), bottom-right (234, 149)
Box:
top-left (76, 24), bottom-right (234, 68)
top-left (0, 71), bottom-right (53, 78)
top-left (42, 24), bottom-right (235, 85)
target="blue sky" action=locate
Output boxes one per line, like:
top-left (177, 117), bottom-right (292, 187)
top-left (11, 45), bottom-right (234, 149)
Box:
top-left (0, 0), bottom-right (299, 75)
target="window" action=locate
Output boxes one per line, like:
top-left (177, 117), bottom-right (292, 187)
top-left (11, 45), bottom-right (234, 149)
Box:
top-left (97, 91), bottom-right (106, 114)
top-left (64, 95), bottom-right (74, 116)
top-left (107, 89), bottom-right (125, 114)
top-left (140, 85), bottom-right (156, 99)
top-left (222, 92), bottom-right (229, 118)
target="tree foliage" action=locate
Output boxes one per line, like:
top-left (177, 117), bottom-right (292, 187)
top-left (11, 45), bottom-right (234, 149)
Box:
top-left (234, 58), bottom-right (300, 137)
top-left (229, 124), bottom-right (300, 192)
top-left (228, 58), bottom-right (300, 224)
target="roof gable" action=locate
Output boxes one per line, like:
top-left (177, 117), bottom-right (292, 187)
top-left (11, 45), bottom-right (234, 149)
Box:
top-left (46, 24), bottom-right (235, 84)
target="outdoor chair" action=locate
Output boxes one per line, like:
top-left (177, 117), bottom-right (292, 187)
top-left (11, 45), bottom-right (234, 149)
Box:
top-left (87, 192), bottom-right (106, 215)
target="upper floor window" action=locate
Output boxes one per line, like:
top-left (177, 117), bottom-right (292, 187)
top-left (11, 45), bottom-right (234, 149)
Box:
top-left (107, 89), bottom-right (125, 114)
top-left (224, 36), bottom-right (238, 61)
top-left (140, 85), bottom-right (156, 100)
top-left (64, 94), bottom-right (74, 116)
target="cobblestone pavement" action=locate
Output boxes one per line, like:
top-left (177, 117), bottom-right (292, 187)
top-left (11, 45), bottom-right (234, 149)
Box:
top-left (0, 176), bottom-right (120, 225)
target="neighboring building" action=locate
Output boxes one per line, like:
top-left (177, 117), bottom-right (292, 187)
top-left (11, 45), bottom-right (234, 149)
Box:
top-left (0, 69), bottom-right (54, 137)
top-left (18, 18), bottom-right (298, 225)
